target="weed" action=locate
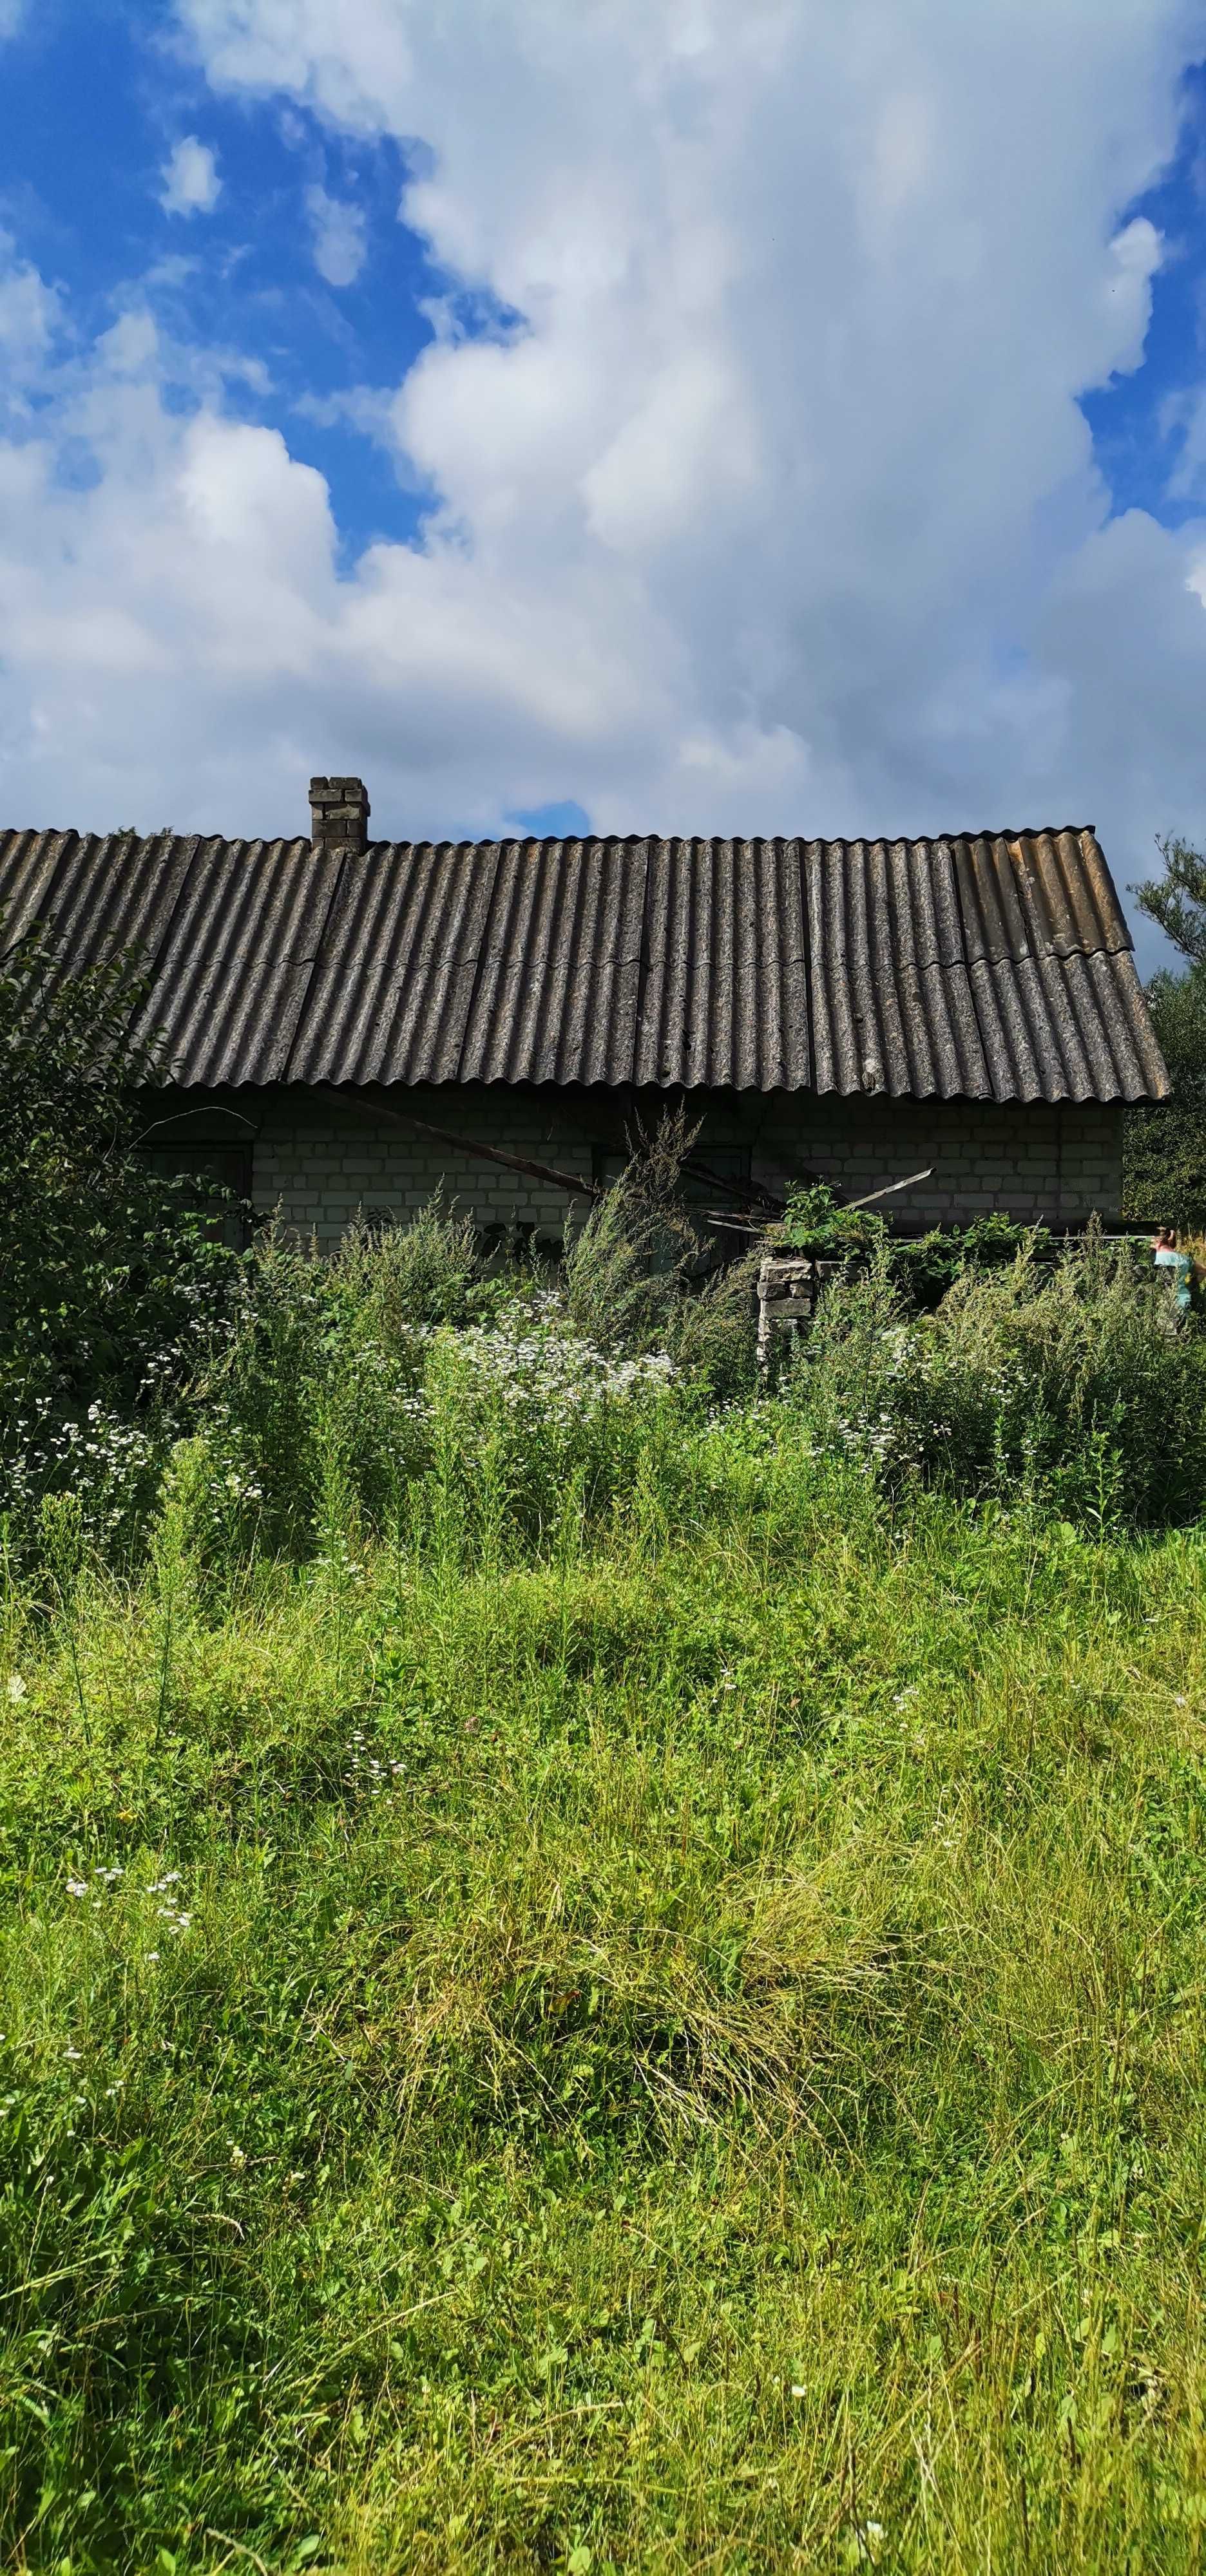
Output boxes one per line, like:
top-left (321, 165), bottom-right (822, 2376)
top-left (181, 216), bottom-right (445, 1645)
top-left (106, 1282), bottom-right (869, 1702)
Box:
top-left (1, 1447), bottom-right (1205, 2568)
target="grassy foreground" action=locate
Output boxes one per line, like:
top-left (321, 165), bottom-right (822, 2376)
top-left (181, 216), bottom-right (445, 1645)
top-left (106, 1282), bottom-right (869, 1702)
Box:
top-left (3, 1421), bottom-right (1206, 2571)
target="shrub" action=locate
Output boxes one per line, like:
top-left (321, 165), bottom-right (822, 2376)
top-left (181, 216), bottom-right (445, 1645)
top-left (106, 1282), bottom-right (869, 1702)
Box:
top-left (332, 1198), bottom-right (486, 1333)
top-left (780, 1179), bottom-right (886, 1262)
top-left (888, 1211), bottom-right (1052, 1309)
top-left (562, 1110), bottom-right (702, 1352)
top-left (0, 918), bottom-right (244, 1559)
top-left (664, 1245), bottom-right (761, 1402)
top-left (791, 1228), bottom-right (1206, 1526)
top-left (201, 1228), bottom-right (692, 1569)
top-left (1123, 963), bottom-right (1206, 1227)
top-left (416, 1294), bottom-right (683, 1558)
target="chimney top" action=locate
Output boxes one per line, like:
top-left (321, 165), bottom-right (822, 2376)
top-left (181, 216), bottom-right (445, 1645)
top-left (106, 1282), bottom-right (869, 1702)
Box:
top-left (310, 775), bottom-right (370, 858)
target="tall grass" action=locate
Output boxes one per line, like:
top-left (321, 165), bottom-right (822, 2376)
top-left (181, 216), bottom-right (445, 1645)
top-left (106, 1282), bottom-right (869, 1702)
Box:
top-left (791, 1226), bottom-right (1206, 1527)
top-left (3, 1413), bottom-right (1206, 2570)
top-left (4, 1184), bottom-right (1206, 2566)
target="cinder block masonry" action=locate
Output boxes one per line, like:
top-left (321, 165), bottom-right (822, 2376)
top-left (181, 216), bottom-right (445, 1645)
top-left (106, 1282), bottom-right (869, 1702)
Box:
top-left (151, 1083), bottom-right (1125, 1253)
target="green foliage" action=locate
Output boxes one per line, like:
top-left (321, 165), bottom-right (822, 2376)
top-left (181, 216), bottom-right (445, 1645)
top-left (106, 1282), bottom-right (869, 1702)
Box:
top-left (781, 1198), bottom-right (1052, 1310)
top-left (792, 1228), bottom-right (1206, 1526)
top-left (3, 1446), bottom-right (1206, 2566)
top-left (3, 1054), bottom-right (1206, 2564)
top-left (780, 1179), bottom-right (885, 1259)
top-left (8, 1016), bottom-right (1206, 2562)
top-left (664, 1244), bottom-right (761, 1402)
top-left (0, 918), bottom-right (244, 1550)
top-left (888, 1210), bottom-right (1051, 1307)
top-left (1124, 963), bottom-right (1206, 1226)
top-left (1133, 831), bottom-right (1206, 966)
top-left (189, 1230), bottom-right (689, 1579)
top-left (562, 1109), bottom-right (702, 1353)
top-left (1124, 835), bottom-right (1206, 1222)
top-left (334, 1198), bottom-right (486, 1332)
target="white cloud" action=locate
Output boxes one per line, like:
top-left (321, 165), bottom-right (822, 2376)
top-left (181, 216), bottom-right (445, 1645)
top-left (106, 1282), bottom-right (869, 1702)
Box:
top-left (0, 232), bottom-right (59, 390)
top-left (305, 184), bottom-right (367, 286)
top-left (0, 1), bottom-right (1203, 971)
top-left (160, 136), bottom-right (222, 216)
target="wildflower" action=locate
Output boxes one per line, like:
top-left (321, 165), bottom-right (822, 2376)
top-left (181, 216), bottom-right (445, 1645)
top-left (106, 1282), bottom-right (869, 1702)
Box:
top-left (64, 2047), bottom-right (81, 2061)
top-left (66, 1878), bottom-right (88, 1899)
top-left (6, 1674), bottom-right (27, 1703)
top-left (146, 1951), bottom-right (160, 1964)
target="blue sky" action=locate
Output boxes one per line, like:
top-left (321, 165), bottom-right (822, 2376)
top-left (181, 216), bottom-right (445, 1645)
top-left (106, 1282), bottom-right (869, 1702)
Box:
top-left (1082, 61), bottom-right (1206, 529)
top-left (2, 1), bottom-right (1206, 963)
top-left (3, 1), bottom-right (432, 553)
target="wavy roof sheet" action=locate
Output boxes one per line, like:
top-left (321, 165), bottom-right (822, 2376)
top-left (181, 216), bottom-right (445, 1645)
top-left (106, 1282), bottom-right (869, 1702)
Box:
top-left (0, 824), bottom-right (1169, 1103)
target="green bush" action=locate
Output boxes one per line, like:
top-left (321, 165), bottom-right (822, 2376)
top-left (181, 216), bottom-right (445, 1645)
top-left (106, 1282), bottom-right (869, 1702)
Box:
top-left (1124, 963), bottom-right (1206, 1226)
top-left (0, 920), bottom-right (244, 1560)
top-left (780, 1178), bottom-right (886, 1261)
top-left (198, 1231), bottom-right (691, 1573)
top-left (888, 1210), bottom-right (1052, 1308)
top-left (792, 1229), bottom-right (1206, 1526)
top-left (333, 1197), bottom-right (486, 1332)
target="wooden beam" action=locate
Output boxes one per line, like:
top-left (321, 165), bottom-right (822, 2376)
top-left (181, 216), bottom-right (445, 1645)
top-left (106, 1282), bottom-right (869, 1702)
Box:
top-left (315, 1084), bottom-right (601, 1207)
top-left (845, 1166), bottom-right (933, 1210)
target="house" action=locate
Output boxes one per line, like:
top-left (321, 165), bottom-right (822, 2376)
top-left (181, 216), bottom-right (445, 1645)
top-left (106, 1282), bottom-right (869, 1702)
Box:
top-left (0, 776), bottom-right (1170, 1247)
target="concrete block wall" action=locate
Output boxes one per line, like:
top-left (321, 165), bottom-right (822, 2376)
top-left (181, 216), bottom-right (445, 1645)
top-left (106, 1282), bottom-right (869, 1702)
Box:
top-left (151, 1084), bottom-right (1125, 1250)
top-left (249, 1087), bottom-right (598, 1248)
top-left (745, 1094), bottom-right (1124, 1229)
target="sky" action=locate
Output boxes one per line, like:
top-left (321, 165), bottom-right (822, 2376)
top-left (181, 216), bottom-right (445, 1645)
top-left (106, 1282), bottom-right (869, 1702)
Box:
top-left (3, 5), bottom-right (1206, 969)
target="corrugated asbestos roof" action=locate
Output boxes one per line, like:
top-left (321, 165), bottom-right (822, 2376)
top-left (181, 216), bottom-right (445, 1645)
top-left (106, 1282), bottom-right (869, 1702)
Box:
top-left (0, 824), bottom-right (1170, 1103)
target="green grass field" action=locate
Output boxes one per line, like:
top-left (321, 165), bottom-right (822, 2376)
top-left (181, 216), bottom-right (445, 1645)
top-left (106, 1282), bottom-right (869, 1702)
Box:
top-left (4, 1417), bottom-right (1206, 2572)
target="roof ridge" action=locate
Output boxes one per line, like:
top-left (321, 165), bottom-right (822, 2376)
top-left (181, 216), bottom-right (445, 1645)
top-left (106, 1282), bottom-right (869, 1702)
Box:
top-left (0, 821), bottom-right (1099, 851)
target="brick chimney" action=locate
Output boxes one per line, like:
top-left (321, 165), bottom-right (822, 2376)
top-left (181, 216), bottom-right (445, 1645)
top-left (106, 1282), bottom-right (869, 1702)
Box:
top-left (309, 775), bottom-right (370, 858)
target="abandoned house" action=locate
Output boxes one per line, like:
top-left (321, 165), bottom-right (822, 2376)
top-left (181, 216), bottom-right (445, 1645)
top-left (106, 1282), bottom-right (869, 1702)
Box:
top-left (0, 775), bottom-right (1170, 1247)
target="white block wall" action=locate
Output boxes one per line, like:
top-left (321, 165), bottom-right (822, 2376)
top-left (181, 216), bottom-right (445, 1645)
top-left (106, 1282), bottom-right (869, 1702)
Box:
top-left (219, 1084), bottom-right (1125, 1249)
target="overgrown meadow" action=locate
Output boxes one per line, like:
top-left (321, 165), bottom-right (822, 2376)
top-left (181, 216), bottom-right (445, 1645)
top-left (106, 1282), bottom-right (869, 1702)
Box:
top-left (6, 1132), bottom-right (1206, 2571)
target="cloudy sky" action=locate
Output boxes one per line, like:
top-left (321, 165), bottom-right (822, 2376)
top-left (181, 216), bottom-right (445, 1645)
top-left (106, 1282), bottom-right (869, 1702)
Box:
top-left (3, 1), bottom-right (1206, 967)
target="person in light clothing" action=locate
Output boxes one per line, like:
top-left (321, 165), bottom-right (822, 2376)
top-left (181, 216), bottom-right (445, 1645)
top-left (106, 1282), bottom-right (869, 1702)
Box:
top-left (1152, 1226), bottom-right (1201, 1317)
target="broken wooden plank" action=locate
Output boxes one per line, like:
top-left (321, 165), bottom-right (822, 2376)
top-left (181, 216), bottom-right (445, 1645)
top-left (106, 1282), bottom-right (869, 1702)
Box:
top-left (316, 1083), bottom-right (601, 1206)
top-left (845, 1166), bottom-right (933, 1211)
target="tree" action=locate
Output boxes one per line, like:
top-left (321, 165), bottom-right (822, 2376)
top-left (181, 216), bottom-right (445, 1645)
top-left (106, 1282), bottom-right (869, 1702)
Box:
top-left (1123, 963), bottom-right (1206, 1226)
top-left (0, 916), bottom-right (242, 1538)
top-left (1122, 836), bottom-right (1206, 1226)
top-left (1133, 834), bottom-right (1206, 967)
